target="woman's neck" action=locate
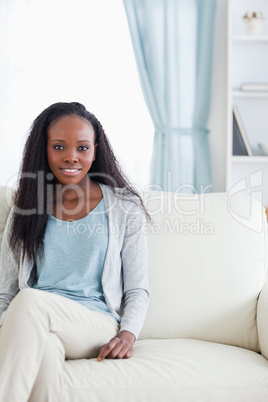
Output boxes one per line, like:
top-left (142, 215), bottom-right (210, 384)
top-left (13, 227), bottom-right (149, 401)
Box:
top-left (50, 180), bottom-right (103, 221)
top-left (54, 177), bottom-right (93, 202)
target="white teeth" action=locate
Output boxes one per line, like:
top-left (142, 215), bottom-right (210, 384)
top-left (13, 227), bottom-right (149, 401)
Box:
top-left (63, 169), bottom-right (78, 172)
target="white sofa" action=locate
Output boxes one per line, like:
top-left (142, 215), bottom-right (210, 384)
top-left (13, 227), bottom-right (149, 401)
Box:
top-left (1, 186), bottom-right (268, 401)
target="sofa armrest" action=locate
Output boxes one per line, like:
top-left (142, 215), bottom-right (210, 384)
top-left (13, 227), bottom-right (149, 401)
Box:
top-left (257, 279), bottom-right (268, 360)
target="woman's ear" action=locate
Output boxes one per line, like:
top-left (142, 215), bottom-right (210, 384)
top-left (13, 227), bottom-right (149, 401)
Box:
top-left (93, 143), bottom-right (98, 161)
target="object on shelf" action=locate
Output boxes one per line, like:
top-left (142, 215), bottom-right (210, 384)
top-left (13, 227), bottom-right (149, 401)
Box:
top-left (242, 11), bottom-right (265, 35)
top-left (258, 143), bottom-right (268, 156)
top-left (233, 112), bottom-right (248, 155)
top-left (240, 83), bottom-right (268, 91)
top-left (232, 106), bottom-right (253, 156)
top-left (265, 207), bottom-right (268, 221)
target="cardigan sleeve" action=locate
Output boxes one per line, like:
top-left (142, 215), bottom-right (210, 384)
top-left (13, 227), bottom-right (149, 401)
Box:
top-left (0, 210), bottom-right (20, 327)
top-left (119, 200), bottom-right (149, 340)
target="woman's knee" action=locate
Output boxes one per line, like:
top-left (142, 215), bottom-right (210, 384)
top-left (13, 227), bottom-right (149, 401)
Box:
top-left (2, 288), bottom-right (49, 332)
top-left (11, 288), bottom-right (42, 308)
top-left (7, 288), bottom-right (47, 320)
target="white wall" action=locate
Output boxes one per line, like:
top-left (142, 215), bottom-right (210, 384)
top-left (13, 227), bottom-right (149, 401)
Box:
top-left (0, 0), bottom-right (154, 190)
top-left (0, 0), bottom-right (227, 193)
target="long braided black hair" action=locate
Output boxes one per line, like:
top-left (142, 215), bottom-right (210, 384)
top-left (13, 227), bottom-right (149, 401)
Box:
top-left (9, 102), bottom-right (150, 262)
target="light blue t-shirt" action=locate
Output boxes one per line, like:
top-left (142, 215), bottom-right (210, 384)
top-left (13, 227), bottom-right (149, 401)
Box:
top-left (33, 198), bottom-right (114, 319)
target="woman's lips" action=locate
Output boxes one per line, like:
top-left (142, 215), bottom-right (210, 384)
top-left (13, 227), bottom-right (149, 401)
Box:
top-left (59, 168), bottom-right (82, 176)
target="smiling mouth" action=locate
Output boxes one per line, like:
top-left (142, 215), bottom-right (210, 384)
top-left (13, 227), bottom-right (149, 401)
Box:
top-left (60, 168), bottom-right (82, 176)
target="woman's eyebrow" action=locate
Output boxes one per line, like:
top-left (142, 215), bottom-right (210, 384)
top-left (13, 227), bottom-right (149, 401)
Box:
top-left (50, 139), bottom-right (92, 143)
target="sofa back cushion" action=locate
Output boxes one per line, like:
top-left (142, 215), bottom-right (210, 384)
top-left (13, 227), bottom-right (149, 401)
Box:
top-left (139, 191), bottom-right (268, 352)
top-left (0, 187), bottom-right (266, 352)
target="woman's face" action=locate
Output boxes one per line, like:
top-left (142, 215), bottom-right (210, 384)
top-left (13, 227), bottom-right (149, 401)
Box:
top-left (47, 115), bottom-right (97, 187)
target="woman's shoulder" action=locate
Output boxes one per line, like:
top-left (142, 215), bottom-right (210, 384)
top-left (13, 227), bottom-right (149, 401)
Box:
top-left (98, 183), bottom-right (144, 215)
top-left (2, 206), bottom-right (15, 233)
top-left (98, 182), bottom-right (140, 201)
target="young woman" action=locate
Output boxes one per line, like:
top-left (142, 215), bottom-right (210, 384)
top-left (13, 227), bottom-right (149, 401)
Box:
top-left (0, 102), bottom-right (149, 402)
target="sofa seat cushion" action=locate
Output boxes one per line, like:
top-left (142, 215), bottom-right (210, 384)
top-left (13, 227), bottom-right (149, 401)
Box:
top-left (62, 339), bottom-right (268, 402)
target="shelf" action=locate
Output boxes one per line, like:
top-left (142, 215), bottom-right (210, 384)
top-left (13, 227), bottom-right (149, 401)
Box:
top-left (232, 90), bottom-right (268, 98)
top-left (227, 1), bottom-right (268, 206)
top-left (232, 156), bottom-right (268, 163)
top-left (232, 35), bottom-right (268, 42)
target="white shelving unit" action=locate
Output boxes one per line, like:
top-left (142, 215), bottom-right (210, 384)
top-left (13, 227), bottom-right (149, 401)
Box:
top-left (226, 0), bottom-right (268, 206)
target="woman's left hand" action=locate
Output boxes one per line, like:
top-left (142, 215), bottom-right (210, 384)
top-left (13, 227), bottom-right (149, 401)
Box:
top-left (97, 330), bottom-right (135, 361)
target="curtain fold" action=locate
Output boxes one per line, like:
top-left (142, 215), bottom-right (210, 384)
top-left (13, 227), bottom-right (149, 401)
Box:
top-left (123, 0), bottom-right (216, 193)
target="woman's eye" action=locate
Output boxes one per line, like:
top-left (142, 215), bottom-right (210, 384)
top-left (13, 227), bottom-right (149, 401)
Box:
top-left (52, 144), bottom-right (89, 151)
top-left (78, 145), bottom-right (89, 151)
top-left (53, 144), bottom-right (64, 150)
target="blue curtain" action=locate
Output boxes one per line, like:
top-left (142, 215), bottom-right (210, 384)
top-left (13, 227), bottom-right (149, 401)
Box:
top-left (123, 0), bottom-right (216, 193)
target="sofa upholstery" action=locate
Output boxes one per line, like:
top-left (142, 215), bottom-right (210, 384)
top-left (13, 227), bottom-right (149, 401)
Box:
top-left (0, 186), bottom-right (268, 401)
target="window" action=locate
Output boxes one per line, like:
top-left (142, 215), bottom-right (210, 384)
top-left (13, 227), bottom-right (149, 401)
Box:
top-left (1, 0), bottom-right (154, 189)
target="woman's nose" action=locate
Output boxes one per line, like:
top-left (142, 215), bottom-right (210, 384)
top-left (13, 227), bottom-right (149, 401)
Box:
top-left (64, 150), bottom-right (78, 163)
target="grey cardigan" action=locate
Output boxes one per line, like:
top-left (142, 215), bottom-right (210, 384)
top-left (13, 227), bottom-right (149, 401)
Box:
top-left (0, 183), bottom-right (149, 339)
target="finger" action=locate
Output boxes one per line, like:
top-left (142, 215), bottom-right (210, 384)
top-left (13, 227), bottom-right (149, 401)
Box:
top-left (96, 346), bottom-right (105, 361)
top-left (106, 343), bottom-right (133, 359)
top-left (124, 348), bottom-right (133, 359)
top-left (97, 345), bottom-right (113, 361)
top-left (105, 342), bottom-right (126, 359)
top-left (115, 344), bottom-right (132, 359)
top-left (97, 338), bottom-right (119, 361)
